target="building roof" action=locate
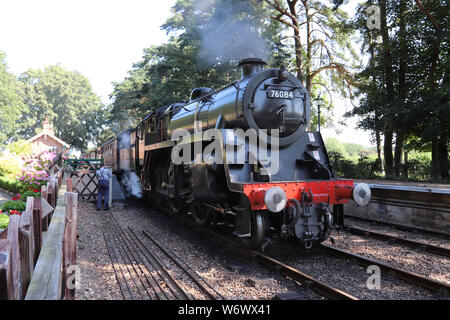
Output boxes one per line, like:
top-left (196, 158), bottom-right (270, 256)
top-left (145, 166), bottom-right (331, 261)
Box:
top-left (27, 131), bottom-right (70, 148)
top-left (26, 118), bottom-right (70, 148)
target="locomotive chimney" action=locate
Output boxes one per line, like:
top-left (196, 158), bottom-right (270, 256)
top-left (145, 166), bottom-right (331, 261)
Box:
top-left (238, 58), bottom-right (266, 79)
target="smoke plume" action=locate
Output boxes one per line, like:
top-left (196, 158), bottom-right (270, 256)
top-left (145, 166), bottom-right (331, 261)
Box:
top-left (195, 0), bottom-right (270, 66)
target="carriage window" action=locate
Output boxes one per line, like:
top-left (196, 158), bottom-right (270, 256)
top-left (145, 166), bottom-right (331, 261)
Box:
top-left (147, 116), bottom-right (156, 133)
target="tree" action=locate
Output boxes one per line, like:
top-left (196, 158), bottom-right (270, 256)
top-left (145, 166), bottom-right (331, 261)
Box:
top-left (346, 0), bottom-right (449, 179)
top-left (109, 0), bottom-right (289, 125)
top-left (263, 0), bottom-right (359, 95)
top-left (0, 51), bottom-right (27, 147)
top-left (19, 65), bottom-right (106, 150)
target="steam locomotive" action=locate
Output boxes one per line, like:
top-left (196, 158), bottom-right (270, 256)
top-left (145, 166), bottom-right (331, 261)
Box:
top-left (99, 58), bottom-right (371, 249)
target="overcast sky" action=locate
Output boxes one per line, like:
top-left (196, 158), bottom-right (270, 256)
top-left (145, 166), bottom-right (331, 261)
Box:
top-left (0, 0), bottom-right (373, 147)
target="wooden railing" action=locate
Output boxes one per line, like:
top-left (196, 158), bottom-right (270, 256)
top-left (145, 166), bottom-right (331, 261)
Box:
top-left (0, 169), bottom-right (79, 300)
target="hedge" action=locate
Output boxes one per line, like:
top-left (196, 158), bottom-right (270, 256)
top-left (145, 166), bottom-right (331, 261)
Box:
top-left (1, 200), bottom-right (26, 212)
top-left (0, 176), bottom-right (27, 194)
top-left (0, 214), bottom-right (9, 229)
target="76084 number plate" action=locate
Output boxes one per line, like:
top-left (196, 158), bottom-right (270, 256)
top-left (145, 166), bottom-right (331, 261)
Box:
top-left (267, 89), bottom-right (294, 99)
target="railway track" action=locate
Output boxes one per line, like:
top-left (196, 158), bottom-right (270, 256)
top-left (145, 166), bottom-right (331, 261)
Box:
top-left (103, 212), bottom-right (223, 300)
top-left (166, 211), bottom-right (358, 300)
top-left (321, 244), bottom-right (449, 298)
top-left (344, 224), bottom-right (450, 258)
top-left (166, 208), bottom-right (450, 300)
top-left (345, 214), bottom-right (450, 239)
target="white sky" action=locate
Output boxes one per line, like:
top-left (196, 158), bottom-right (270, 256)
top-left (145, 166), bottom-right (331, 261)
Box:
top-left (0, 0), bottom-right (176, 102)
top-left (0, 0), bottom-right (373, 147)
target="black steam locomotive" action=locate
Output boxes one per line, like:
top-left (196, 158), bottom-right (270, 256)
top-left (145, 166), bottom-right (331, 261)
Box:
top-left (100, 58), bottom-right (370, 249)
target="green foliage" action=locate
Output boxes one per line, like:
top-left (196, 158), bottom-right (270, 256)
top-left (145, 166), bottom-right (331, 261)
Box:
top-left (325, 138), bottom-right (376, 161)
top-left (0, 214), bottom-right (9, 229)
top-left (347, 0), bottom-right (449, 178)
top-left (328, 151), bottom-right (381, 179)
top-left (0, 176), bottom-right (27, 194)
top-left (7, 140), bottom-right (33, 156)
top-left (0, 154), bottom-right (22, 178)
top-left (18, 65), bottom-right (107, 150)
top-left (19, 190), bottom-right (41, 201)
top-left (1, 200), bottom-right (26, 212)
top-left (0, 51), bottom-right (27, 147)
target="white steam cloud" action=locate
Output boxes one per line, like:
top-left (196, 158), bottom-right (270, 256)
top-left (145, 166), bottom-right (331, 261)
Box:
top-left (195, 0), bottom-right (270, 65)
top-left (120, 171), bottom-right (142, 198)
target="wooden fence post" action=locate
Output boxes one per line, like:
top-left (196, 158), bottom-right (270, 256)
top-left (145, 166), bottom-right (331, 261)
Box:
top-left (41, 186), bottom-right (48, 231)
top-left (53, 178), bottom-right (59, 203)
top-left (26, 197), bottom-right (40, 265)
top-left (62, 192), bottom-right (78, 300)
top-left (0, 240), bottom-right (11, 300)
top-left (58, 171), bottom-right (63, 192)
top-left (7, 214), bottom-right (20, 300)
top-left (19, 210), bottom-right (34, 298)
top-left (47, 182), bottom-right (54, 224)
top-left (66, 178), bottom-right (73, 192)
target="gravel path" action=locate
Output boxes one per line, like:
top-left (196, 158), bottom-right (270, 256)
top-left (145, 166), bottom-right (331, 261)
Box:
top-left (75, 202), bottom-right (123, 300)
top-left (0, 188), bottom-right (12, 205)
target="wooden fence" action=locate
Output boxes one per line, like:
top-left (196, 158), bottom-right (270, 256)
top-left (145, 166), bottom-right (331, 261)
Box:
top-left (0, 169), bottom-right (78, 300)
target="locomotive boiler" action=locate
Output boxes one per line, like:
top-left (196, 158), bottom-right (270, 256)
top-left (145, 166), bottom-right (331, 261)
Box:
top-left (106, 58), bottom-right (371, 249)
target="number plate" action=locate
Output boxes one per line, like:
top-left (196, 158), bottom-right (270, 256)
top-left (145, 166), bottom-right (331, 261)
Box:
top-left (267, 89), bottom-right (294, 99)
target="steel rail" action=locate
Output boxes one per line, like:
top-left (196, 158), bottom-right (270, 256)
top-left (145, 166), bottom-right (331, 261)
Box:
top-left (344, 225), bottom-right (450, 258)
top-left (126, 227), bottom-right (192, 300)
top-left (123, 227), bottom-right (180, 300)
top-left (140, 228), bottom-right (225, 300)
top-left (321, 244), bottom-right (449, 298)
top-left (344, 214), bottom-right (450, 239)
top-left (105, 226), bottom-right (147, 300)
top-left (102, 231), bottom-right (134, 300)
top-left (172, 214), bottom-right (358, 300)
top-left (109, 214), bottom-right (167, 300)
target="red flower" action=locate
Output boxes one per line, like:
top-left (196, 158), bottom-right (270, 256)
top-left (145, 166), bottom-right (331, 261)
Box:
top-left (10, 210), bottom-right (21, 216)
top-left (12, 197), bottom-right (20, 200)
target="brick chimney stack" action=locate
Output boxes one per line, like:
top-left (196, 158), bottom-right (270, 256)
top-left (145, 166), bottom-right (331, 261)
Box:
top-left (42, 118), bottom-right (54, 135)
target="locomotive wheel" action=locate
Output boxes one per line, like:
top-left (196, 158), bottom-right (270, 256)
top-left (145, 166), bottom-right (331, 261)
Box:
top-left (168, 198), bottom-right (185, 215)
top-left (241, 212), bottom-right (265, 249)
top-left (191, 202), bottom-right (212, 226)
top-left (152, 166), bottom-right (165, 207)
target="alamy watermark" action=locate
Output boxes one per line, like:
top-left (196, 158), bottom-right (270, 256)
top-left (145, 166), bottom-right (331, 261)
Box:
top-left (66, 265), bottom-right (81, 290)
top-left (366, 265), bottom-right (381, 290)
top-left (366, 4), bottom-right (382, 43)
top-left (170, 121), bottom-right (281, 175)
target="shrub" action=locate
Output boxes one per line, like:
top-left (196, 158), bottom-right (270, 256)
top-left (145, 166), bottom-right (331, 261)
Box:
top-left (0, 214), bottom-right (9, 229)
top-left (1, 200), bottom-right (26, 213)
top-left (0, 176), bottom-right (27, 194)
top-left (7, 140), bottom-right (33, 157)
top-left (0, 154), bottom-right (23, 178)
top-left (16, 151), bottom-right (55, 191)
top-left (19, 190), bottom-right (41, 201)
